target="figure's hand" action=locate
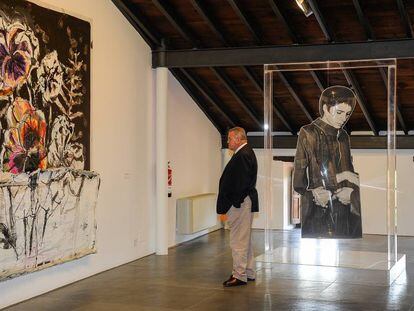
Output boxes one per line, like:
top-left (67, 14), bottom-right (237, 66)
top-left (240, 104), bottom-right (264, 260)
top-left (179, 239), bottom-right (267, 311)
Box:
top-left (219, 214), bottom-right (228, 222)
top-left (336, 171), bottom-right (359, 186)
top-left (334, 187), bottom-right (354, 205)
top-left (311, 187), bottom-right (332, 207)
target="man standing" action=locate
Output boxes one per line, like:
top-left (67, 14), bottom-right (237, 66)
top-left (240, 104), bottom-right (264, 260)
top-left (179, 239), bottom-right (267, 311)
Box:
top-left (217, 127), bottom-right (258, 287)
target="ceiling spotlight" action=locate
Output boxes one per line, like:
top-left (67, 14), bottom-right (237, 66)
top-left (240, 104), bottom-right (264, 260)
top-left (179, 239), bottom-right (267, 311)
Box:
top-left (295, 0), bottom-right (313, 17)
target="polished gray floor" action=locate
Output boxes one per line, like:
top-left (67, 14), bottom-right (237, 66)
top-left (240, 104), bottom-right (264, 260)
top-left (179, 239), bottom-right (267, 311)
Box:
top-left (5, 229), bottom-right (414, 310)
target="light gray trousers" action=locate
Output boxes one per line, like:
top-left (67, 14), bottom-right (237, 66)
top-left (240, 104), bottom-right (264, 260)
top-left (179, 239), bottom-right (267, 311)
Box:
top-left (227, 196), bottom-right (256, 282)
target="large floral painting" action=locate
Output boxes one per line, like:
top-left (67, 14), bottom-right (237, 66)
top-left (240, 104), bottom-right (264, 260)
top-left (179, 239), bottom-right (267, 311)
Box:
top-left (0, 0), bottom-right (99, 281)
top-left (0, 0), bottom-right (90, 171)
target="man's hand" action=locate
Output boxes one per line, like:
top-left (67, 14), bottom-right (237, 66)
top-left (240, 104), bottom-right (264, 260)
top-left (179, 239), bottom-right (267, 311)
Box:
top-left (334, 187), bottom-right (354, 205)
top-left (336, 171), bottom-right (359, 186)
top-left (311, 187), bottom-right (332, 207)
top-left (219, 214), bottom-right (228, 222)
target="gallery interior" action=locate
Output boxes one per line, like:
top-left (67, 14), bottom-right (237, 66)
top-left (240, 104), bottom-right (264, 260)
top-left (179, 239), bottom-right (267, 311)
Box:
top-left (2, 0), bottom-right (414, 310)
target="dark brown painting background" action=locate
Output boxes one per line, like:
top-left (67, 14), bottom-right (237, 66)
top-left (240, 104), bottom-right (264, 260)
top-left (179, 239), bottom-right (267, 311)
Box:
top-left (0, 0), bottom-right (90, 170)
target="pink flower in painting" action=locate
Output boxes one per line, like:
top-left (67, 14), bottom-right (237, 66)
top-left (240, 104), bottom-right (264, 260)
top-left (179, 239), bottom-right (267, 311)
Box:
top-left (0, 19), bottom-right (39, 91)
top-left (7, 145), bottom-right (26, 174)
top-left (3, 97), bottom-right (47, 173)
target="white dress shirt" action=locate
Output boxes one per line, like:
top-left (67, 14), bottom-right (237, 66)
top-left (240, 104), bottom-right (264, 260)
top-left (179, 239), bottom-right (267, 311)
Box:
top-left (235, 142), bottom-right (247, 154)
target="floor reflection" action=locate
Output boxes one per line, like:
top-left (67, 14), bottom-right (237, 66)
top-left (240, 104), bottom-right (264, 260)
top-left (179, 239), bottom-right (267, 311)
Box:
top-left (5, 229), bottom-right (414, 311)
top-left (256, 243), bottom-right (405, 270)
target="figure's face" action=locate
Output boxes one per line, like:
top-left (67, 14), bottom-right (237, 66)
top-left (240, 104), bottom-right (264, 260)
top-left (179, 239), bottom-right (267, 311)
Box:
top-left (227, 131), bottom-right (241, 151)
top-left (322, 103), bottom-right (352, 128)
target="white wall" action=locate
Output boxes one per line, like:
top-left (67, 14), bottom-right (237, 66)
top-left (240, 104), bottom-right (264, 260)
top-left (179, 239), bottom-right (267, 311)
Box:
top-left (167, 74), bottom-right (222, 246)
top-left (353, 150), bottom-right (387, 235)
top-left (253, 149), bottom-right (292, 230)
top-left (253, 148), bottom-right (414, 236)
top-left (0, 0), bottom-right (222, 308)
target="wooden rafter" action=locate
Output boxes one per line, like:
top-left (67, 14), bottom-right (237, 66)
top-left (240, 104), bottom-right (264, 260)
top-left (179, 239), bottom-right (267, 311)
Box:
top-left (242, 67), bottom-right (295, 134)
top-left (396, 0), bottom-right (414, 38)
top-left (226, 0), bottom-right (262, 44)
top-left (152, 0), bottom-right (201, 47)
top-left (352, 0), bottom-right (375, 40)
top-left (211, 67), bottom-right (262, 129)
top-left (171, 69), bottom-right (224, 133)
top-left (180, 69), bottom-right (236, 127)
top-left (112, 0), bottom-right (161, 48)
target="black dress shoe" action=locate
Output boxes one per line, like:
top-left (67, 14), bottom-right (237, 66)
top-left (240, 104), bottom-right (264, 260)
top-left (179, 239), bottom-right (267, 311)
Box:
top-left (223, 276), bottom-right (247, 287)
top-left (223, 275), bottom-right (234, 286)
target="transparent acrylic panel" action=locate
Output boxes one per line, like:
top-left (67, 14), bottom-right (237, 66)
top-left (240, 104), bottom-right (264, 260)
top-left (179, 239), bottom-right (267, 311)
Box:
top-left (387, 65), bottom-right (397, 266)
top-left (259, 60), bottom-right (404, 281)
top-left (263, 69), bottom-right (273, 253)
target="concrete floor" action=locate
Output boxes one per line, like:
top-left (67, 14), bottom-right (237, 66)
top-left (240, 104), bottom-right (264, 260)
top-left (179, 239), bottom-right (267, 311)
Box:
top-left (5, 229), bottom-right (414, 310)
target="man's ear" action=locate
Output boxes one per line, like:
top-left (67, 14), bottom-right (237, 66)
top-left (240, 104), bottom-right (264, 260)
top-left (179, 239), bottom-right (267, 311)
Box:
top-left (322, 104), bottom-right (329, 116)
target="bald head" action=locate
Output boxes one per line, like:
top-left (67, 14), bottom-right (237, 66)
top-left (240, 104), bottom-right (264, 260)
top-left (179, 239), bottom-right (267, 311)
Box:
top-left (227, 127), bottom-right (247, 151)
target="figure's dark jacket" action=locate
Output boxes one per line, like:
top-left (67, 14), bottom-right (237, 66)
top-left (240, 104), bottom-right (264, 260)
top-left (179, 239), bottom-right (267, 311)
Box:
top-left (294, 85), bottom-right (357, 195)
top-left (217, 144), bottom-right (259, 214)
top-left (293, 118), bottom-right (356, 194)
top-left (293, 118), bottom-right (362, 238)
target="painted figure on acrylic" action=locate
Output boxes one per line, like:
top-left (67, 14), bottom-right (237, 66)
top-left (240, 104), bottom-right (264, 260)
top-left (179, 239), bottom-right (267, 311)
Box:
top-left (293, 85), bottom-right (362, 239)
top-left (0, 0), bottom-right (99, 281)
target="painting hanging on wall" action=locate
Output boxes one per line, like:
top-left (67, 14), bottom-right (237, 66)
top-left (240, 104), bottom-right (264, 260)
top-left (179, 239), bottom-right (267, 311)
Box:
top-left (0, 0), bottom-right (100, 281)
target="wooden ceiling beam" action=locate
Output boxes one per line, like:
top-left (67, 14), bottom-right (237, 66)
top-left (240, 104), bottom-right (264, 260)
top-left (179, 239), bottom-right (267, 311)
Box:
top-left (268, 0), bottom-right (299, 43)
top-left (190, 0), bottom-right (230, 46)
top-left (352, 0), bottom-right (375, 40)
top-left (112, 0), bottom-right (161, 48)
top-left (152, 39), bottom-right (414, 68)
top-left (116, 1), bottom-right (410, 136)
top-left (171, 69), bottom-right (224, 133)
top-left (267, 1), bottom-right (326, 95)
top-left (342, 69), bottom-right (378, 135)
top-left (310, 1), bottom-right (377, 134)
top-left (307, 0), bottom-right (334, 42)
top-left (268, 1), bottom-right (337, 125)
top-left (226, 0), bottom-right (262, 45)
top-left (155, 1), bottom-right (262, 132)
top-left (396, 0), bottom-right (414, 38)
top-left (191, 2), bottom-right (291, 133)
top-left (349, 3), bottom-right (408, 134)
top-left (211, 67), bottom-right (262, 129)
top-left (395, 103), bottom-right (408, 134)
top-left (242, 67), bottom-right (295, 134)
top-left (190, 1), bottom-right (268, 130)
top-left (378, 68), bottom-right (408, 134)
top-left (152, 0), bottom-right (201, 47)
top-left (180, 69), bottom-right (236, 127)
top-left (193, 0), bottom-right (329, 131)
top-left (310, 70), bottom-right (326, 91)
top-left (276, 70), bottom-right (313, 122)
top-left (353, 0), bottom-right (407, 133)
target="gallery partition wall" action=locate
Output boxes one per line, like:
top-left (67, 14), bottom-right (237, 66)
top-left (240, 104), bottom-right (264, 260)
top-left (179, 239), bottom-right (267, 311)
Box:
top-left (258, 59), bottom-right (405, 283)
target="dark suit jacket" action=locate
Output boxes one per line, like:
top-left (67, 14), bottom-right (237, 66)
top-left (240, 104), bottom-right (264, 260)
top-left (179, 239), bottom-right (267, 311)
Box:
top-left (217, 144), bottom-right (259, 214)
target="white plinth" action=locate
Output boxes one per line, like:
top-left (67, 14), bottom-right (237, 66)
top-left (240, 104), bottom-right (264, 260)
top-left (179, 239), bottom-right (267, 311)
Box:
top-left (256, 246), bottom-right (406, 285)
